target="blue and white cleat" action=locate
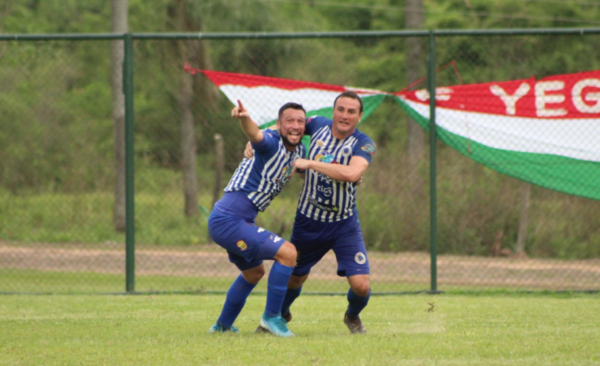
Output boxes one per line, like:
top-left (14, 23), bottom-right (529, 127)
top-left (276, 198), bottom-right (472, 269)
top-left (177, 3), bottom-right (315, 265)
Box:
top-left (259, 313), bottom-right (295, 337)
top-left (208, 322), bottom-right (239, 333)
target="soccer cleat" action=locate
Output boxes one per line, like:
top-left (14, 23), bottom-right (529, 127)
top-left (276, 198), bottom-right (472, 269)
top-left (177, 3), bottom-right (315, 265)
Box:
top-left (344, 313), bottom-right (367, 334)
top-left (254, 312), bottom-right (292, 334)
top-left (259, 313), bottom-right (295, 337)
top-left (208, 322), bottom-right (239, 334)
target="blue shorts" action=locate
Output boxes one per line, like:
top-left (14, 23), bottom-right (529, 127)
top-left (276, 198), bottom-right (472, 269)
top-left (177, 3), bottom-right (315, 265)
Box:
top-left (290, 210), bottom-right (370, 278)
top-left (208, 192), bottom-right (286, 271)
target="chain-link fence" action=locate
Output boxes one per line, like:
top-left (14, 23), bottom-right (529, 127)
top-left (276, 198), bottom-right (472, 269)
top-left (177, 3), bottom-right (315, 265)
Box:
top-left (1, 30), bottom-right (599, 294)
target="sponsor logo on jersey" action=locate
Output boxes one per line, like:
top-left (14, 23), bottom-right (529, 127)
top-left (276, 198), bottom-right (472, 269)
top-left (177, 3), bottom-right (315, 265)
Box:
top-left (355, 252), bottom-right (367, 264)
top-left (361, 144), bottom-right (376, 156)
top-left (316, 153), bottom-right (335, 163)
top-left (308, 197), bottom-right (339, 212)
top-left (317, 184), bottom-right (333, 197)
top-left (236, 240), bottom-right (248, 251)
top-left (257, 227), bottom-right (265, 233)
top-left (317, 173), bottom-right (333, 184)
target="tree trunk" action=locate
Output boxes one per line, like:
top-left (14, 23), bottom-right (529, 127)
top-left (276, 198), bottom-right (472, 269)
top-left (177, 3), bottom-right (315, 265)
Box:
top-left (111, 0), bottom-right (127, 232)
top-left (516, 182), bottom-right (531, 255)
top-left (171, 0), bottom-right (215, 217)
top-left (212, 134), bottom-right (224, 208)
top-left (405, 0), bottom-right (425, 196)
top-left (180, 55), bottom-right (199, 217)
top-left (208, 133), bottom-right (224, 243)
top-left (404, 0), bottom-right (426, 246)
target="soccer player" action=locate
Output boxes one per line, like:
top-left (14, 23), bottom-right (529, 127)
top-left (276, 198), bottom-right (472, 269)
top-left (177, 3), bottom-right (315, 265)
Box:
top-left (207, 100), bottom-right (306, 337)
top-left (250, 91), bottom-right (375, 334)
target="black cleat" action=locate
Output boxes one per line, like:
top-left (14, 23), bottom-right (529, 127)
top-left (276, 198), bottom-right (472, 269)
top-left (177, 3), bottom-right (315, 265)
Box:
top-left (344, 313), bottom-right (367, 334)
top-left (282, 311), bottom-right (292, 323)
top-left (254, 325), bottom-right (269, 334)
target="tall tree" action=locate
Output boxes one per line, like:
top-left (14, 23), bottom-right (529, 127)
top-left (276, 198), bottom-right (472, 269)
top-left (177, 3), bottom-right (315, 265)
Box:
top-left (170, 0), bottom-right (215, 216)
top-left (404, 0), bottom-right (427, 208)
top-left (405, 0), bottom-right (425, 190)
top-left (111, 0), bottom-right (127, 231)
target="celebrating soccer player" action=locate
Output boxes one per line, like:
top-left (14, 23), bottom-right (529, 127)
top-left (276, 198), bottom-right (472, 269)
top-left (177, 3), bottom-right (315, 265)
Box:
top-left (208, 100), bottom-right (306, 337)
top-left (249, 91), bottom-right (376, 334)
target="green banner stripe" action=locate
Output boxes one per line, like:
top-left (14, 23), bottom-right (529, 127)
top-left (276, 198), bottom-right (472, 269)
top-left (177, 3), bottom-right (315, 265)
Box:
top-left (394, 96), bottom-right (600, 201)
top-left (261, 94), bottom-right (387, 128)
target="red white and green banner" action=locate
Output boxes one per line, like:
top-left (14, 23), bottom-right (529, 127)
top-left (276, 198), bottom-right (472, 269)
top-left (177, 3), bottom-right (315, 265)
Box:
top-left (394, 70), bottom-right (600, 200)
top-left (185, 65), bottom-right (387, 128)
top-left (186, 64), bottom-right (600, 200)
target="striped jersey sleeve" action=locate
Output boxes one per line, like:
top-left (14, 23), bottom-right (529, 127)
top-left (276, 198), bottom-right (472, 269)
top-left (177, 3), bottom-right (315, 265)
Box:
top-left (224, 129), bottom-right (305, 212)
top-left (297, 116), bottom-right (376, 222)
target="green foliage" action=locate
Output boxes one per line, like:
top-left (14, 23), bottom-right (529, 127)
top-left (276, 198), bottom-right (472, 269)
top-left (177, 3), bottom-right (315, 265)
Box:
top-left (1, 0), bottom-right (600, 260)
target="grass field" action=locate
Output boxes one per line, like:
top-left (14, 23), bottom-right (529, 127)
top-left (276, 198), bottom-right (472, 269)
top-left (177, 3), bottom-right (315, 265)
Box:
top-left (2, 293), bottom-right (600, 365)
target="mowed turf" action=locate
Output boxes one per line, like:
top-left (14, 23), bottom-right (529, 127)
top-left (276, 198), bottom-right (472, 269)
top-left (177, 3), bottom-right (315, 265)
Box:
top-left (1, 294), bottom-right (599, 365)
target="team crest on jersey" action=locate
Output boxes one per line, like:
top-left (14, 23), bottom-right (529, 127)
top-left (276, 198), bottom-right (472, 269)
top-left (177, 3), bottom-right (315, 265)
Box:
top-left (276, 166), bottom-right (292, 184)
top-left (341, 146), bottom-right (352, 157)
top-left (316, 140), bottom-right (325, 147)
top-left (281, 166), bottom-right (291, 179)
top-left (236, 240), bottom-right (248, 251)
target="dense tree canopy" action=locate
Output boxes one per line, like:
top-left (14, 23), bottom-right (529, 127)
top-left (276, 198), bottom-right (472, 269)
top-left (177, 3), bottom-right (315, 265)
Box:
top-left (2, 0), bottom-right (600, 256)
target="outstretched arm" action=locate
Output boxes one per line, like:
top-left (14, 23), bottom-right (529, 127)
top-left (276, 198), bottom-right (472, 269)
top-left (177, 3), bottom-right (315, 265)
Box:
top-left (292, 156), bottom-right (368, 183)
top-left (232, 100), bottom-right (263, 144)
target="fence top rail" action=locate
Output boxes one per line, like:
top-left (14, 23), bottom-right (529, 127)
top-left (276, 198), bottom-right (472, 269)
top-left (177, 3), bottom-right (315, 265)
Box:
top-left (0, 33), bottom-right (123, 41)
top-left (1, 27), bottom-right (600, 41)
top-left (134, 27), bottom-right (600, 39)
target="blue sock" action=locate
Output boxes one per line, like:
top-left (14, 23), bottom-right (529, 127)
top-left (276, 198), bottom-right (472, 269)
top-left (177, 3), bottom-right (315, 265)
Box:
top-left (281, 286), bottom-right (302, 316)
top-left (216, 274), bottom-right (256, 328)
top-left (346, 288), bottom-right (371, 319)
top-left (265, 262), bottom-right (294, 318)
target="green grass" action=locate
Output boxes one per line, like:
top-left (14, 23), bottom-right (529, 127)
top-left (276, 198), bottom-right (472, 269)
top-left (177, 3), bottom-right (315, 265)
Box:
top-left (1, 294), bottom-right (599, 365)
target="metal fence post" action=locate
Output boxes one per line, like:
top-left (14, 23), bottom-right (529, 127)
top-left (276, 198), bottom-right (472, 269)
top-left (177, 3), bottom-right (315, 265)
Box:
top-left (427, 31), bottom-right (438, 293)
top-left (123, 33), bottom-right (135, 292)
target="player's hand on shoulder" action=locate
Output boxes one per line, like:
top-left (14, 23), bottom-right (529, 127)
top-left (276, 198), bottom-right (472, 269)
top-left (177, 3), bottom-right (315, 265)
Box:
top-left (243, 141), bottom-right (254, 159)
top-left (356, 176), bottom-right (364, 186)
top-left (292, 158), bottom-right (311, 172)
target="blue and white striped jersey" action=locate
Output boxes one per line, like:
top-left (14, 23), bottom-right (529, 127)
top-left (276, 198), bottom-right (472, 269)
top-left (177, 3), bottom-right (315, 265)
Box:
top-left (224, 129), bottom-right (305, 212)
top-left (297, 116), bottom-right (376, 222)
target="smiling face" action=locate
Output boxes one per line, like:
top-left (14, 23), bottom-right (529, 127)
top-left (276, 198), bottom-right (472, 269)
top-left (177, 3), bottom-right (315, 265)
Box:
top-left (332, 97), bottom-right (363, 139)
top-left (277, 108), bottom-right (306, 150)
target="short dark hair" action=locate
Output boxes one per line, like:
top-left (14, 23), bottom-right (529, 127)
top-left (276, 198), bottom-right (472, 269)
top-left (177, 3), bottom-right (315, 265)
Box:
top-left (278, 102), bottom-right (306, 119)
top-left (334, 90), bottom-right (363, 113)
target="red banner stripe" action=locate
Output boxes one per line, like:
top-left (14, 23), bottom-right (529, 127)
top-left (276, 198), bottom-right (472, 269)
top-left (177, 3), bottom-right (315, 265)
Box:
top-left (396, 70), bottom-right (600, 119)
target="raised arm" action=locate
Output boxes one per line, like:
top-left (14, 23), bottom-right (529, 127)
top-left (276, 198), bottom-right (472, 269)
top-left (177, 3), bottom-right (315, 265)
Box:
top-left (232, 100), bottom-right (263, 144)
top-left (292, 155), bottom-right (368, 183)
